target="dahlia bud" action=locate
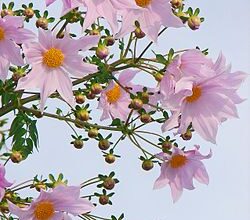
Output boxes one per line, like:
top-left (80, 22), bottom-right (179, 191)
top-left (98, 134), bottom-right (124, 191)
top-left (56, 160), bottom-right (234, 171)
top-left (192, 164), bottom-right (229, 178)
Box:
top-left (131, 98), bottom-right (143, 110)
top-left (10, 151), bottom-right (23, 163)
top-left (91, 83), bottom-right (102, 94)
top-left (1, 9), bottom-right (14, 17)
top-left (162, 141), bottom-right (172, 151)
top-left (75, 109), bottom-right (89, 121)
top-left (98, 139), bottom-right (110, 150)
top-left (96, 45), bottom-right (109, 59)
top-left (23, 8), bottom-right (34, 19)
top-left (88, 128), bottom-right (99, 138)
top-left (105, 154), bottom-right (116, 164)
top-left (171, 0), bottom-right (183, 8)
top-left (71, 139), bottom-right (84, 149)
top-left (99, 195), bottom-right (109, 205)
top-left (181, 130), bottom-right (192, 140)
top-left (142, 159), bottom-right (154, 171)
top-left (35, 183), bottom-right (47, 192)
top-left (75, 93), bottom-right (85, 104)
top-left (154, 72), bottom-right (164, 82)
top-left (86, 91), bottom-right (96, 100)
top-left (134, 27), bottom-right (146, 39)
top-left (141, 91), bottom-right (150, 104)
top-left (36, 17), bottom-right (49, 29)
top-left (140, 114), bottom-right (152, 123)
top-left (90, 29), bottom-right (100, 35)
top-left (12, 71), bottom-right (26, 82)
top-left (188, 16), bottom-right (201, 30)
top-left (103, 177), bottom-right (115, 190)
top-left (106, 36), bottom-right (115, 46)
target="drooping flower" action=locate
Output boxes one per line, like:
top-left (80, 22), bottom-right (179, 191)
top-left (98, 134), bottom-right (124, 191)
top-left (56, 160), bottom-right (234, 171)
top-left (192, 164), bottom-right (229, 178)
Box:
top-left (16, 29), bottom-right (99, 111)
top-left (0, 164), bottom-right (13, 201)
top-left (0, 15), bottom-right (36, 81)
top-left (82, 0), bottom-right (119, 34)
top-left (98, 69), bottom-right (140, 121)
top-left (154, 146), bottom-right (212, 202)
top-left (115, 0), bottom-right (184, 41)
top-left (160, 50), bottom-right (247, 143)
top-left (8, 185), bottom-right (94, 220)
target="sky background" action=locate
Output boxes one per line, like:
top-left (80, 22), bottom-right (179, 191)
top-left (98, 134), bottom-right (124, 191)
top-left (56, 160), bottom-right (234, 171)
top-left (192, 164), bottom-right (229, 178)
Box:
top-left (2, 0), bottom-right (250, 220)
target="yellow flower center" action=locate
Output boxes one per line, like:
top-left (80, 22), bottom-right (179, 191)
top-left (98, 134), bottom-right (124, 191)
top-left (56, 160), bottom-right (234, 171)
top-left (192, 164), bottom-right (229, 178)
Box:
top-left (170, 154), bottom-right (187, 168)
top-left (43, 48), bottom-right (64, 68)
top-left (106, 84), bottom-right (121, 104)
top-left (34, 201), bottom-right (55, 220)
top-left (135, 0), bottom-right (152, 7)
top-left (186, 86), bottom-right (202, 103)
top-left (0, 27), bottom-right (5, 41)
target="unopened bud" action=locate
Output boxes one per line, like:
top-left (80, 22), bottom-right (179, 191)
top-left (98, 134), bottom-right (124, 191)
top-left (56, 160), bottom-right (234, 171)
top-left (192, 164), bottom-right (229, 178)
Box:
top-left (1, 9), bottom-right (14, 17)
top-left (181, 130), bottom-right (192, 140)
top-left (154, 72), bottom-right (164, 82)
top-left (188, 16), bottom-right (201, 30)
top-left (24, 8), bottom-right (34, 19)
top-left (10, 151), bottom-right (23, 163)
top-left (96, 45), bottom-right (109, 59)
top-left (106, 36), bottom-right (115, 46)
top-left (99, 195), bottom-right (109, 205)
top-left (88, 128), bottom-right (98, 138)
top-left (103, 177), bottom-right (115, 190)
top-left (35, 183), bottom-right (47, 192)
top-left (75, 94), bottom-right (85, 104)
top-left (98, 139), bottom-right (110, 150)
top-left (142, 160), bottom-right (154, 171)
top-left (140, 114), bottom-right (152, 123)
top-left (71, 139), bottom-right (84, 149)
top-left (105, 154), bottom-right (116, 164)
top-left (171, 0), bottom-right (183, 8)
top-left (162, 141), bottom-right (172, 151)
top-left (86, 91), bottom-right (96, 100)
top-left (75, 109), bottom-right (89, 121)
top-left (36, 17), bottom-right (48, 29)
top-left (91, 83), bottom-right (102, 94)
top-left (134, 27), bottom-right (145, 39)
top-left (131, 98), bottom-right (143, 110)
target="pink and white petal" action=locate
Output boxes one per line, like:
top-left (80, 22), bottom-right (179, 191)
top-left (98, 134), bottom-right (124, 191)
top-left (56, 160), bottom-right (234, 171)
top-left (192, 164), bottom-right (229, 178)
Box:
top-left (38, 29), bottom-right (53, 49)
top-left (169, 177), bottom-right (183, 203)
top-left (118, 69), bottom-right (140, 84)
top-left (45, 0), bottom-right (57, 7)
top-left (82, 1), bottom-right (100, 31)
top-left (23, 42), bottom-right (44, 64)
top-left (77, 35), bottom-right (100, 52)
top-left (0, 57), bottom-right (10, 81)
top-left (6, 28), bottom-right (36, 44)
top-left (51, 212), bottom-right (64, 220)
top-left (193, 163), bottom-right (209, 185)
top-left (161, 111), bottom-right (180, 132)
top-left (0, 188), bottom-right (5, 201)
top-left (3, 15), bottom-right (23, 28)
top-left (153, 164), bottom-right (169, 190)
top-left (62, 213), bottom-right (72, 220)
top-left (7, 202), bottom-right (33, 220)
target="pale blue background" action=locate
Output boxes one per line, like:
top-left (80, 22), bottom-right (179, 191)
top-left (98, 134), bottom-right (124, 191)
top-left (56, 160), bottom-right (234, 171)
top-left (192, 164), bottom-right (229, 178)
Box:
top-left (2, 0), bottom-right (250, 219)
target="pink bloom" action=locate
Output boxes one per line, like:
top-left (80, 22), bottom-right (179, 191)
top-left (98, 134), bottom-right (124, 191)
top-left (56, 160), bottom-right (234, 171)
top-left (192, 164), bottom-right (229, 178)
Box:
top-left (115, 0), bottom-right (184, 41)
top-left (0, 164), bottom-right (12, 201)
top-left (16, 30), bottom-right (99, 111)
top-left (160, 51), bottom-right (247, 143)
top-left (0, 15), bottom-right (35, 81)
top-left (8, 185), bottom-right (94, 220)
top-left (98, 69), bottom-right (139, 121)
top-left (45, 0), bottom-right (83, 15)
top-left (154, 146), bottom-right (212, 202)
top-left (82, 0), bottom-right (119, 34)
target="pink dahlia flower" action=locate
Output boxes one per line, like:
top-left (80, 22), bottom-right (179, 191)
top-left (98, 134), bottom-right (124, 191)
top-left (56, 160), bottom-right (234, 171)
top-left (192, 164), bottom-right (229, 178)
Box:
top-left (0, 164), bottom-right (13, 201)
top-left (115, 0), bottom-right (184, 41)
top-left (16, 30), bottom-right (99, 111)
top-left (82, 0), bottom-right (119, 34)
top-left (98, 69), bottom-right (139, 121)
top-left (160, 50), bottom-right (247, 143)
top-left (154, 146), bottom-right (212, 202)
top-left (8, 185), bottom-right (94, 220)
top-left (0, 15), bottom-right (35, 81)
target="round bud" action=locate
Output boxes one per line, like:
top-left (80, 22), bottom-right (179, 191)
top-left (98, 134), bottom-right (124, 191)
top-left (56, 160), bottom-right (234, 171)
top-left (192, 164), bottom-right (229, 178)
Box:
top-left (141, 92), bottom-right (149, 104)
top-left (105, 154), bottom-right (116, 164)
top-left (96, 45), bottom-right (109, 60)
top-left (106, 36), bottom-right (115, 46)
top-left (91, 83), bottom-right (102, 95)
top-left (76, 109), bottom-right (89, 121)
top-left (142, 160), bottom-right (154, 171)
top-left (10, 151), bottom-right (23, 163)
top-left (171, 0), bottom-right (183, 8)
top-left (57, 32), bottom-right (65, 39)
top-left (99, 195), bottom-right (109, 205)
top-left (131, 98), bottom-right (143, 110)
top-left (1, 9), bottom-right (14, 17)
top-left (12, 72), bottom-right (26, 82)
top-left (154, 72), bottom-right (164, 82)
top-left (162, 141), bottom-right (172, 151)
top-left (188, 16), bottom-right (201, 30)
top-left (140, 114), bottom-right (152, 123)
top-left (36, 17), bottom-right (49, 29)
top-left (75, 94), bottom-right (85, 104)
top-left (98, 139), bottom-right (110, 150)
top-left (90, 29), bottom-right (100, 35)
top-left (181, 130), bottom-right (192, 141)
top-left (88, 128), bottom-right (98, 138)
top-left (73, 139), bottom-right (84, 149)
top-left (86, 91), bottom-right (96, 100)
top-left (103, 177), bottom-right (115, 190)
top-left (24, 8), bottom-right (34, 19)
top-left (134, 27), bottom-right (146, 39)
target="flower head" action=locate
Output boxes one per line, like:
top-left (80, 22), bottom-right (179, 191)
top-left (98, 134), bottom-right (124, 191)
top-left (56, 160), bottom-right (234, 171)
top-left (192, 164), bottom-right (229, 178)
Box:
top-left (154, 146), bottom-right (212, 202)
top-left (0, 15), bottom-right (35, 81)
top-left (115, 0), bottom-right (184, 41)
top-left (16, 29), bottom-right (99, 111)
top-left (160, 50), bottom-right (247, 143)
top-left (98, 69), bottom-right (140, 121)
top-left (8, 185), bottom-right (94, 220)
top-left (0, 164), bottom-right (12, 201)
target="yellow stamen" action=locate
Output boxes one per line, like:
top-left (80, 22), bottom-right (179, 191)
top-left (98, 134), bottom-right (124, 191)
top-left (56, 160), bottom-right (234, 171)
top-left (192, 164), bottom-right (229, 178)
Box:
top-left (170, 154), bottom-right (187, 168)
top-left (34, 201), bottom-right (55, 220)
top-left (135, 0), bottom-right (151, 7)
top-left (43, 48), bottom-right (64, 68)
top-left (106, 84), bottom-right (121, 104)
top-left (186, 86), bottom-right (202, 103)
top-left (0, 27), bottom-right (5, 41)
